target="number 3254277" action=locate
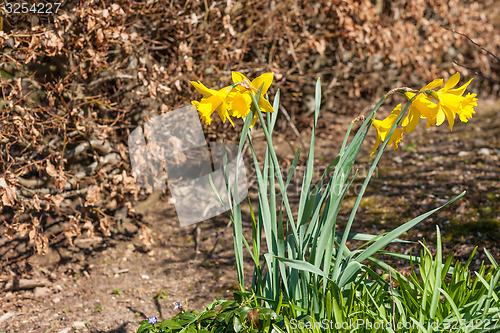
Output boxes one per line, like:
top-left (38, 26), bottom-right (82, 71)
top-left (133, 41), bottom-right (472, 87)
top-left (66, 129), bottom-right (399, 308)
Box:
top-left (4, 1), bottom-right (62, 15)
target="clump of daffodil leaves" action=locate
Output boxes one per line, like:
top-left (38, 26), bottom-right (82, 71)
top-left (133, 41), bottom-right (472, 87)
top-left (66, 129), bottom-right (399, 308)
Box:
top-left (133, 72), bottom-right (497, 333)
top-left (190, 71), bottom-right (477, 156)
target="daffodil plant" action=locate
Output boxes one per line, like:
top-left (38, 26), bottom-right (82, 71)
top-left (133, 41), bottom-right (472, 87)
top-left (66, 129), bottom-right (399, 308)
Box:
top-left (190, 71), bottom-right (478, 315)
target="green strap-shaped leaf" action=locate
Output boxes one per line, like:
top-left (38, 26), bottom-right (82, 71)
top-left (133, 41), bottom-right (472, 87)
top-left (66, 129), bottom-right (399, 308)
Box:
top-left (273, 255), bottom-right (331, 280)
top-left (355, 191), bottom-right (465, 264)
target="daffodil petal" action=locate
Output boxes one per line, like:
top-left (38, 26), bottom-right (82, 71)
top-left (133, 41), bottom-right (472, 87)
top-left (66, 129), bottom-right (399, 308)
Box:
top-left (370, 104), bottom-right (405, 154)
top-left (440, 93), bottom-right (462, 108)
top-left (420, 79), bottom-right (443, 91)
top-left (231, 71), bottom-right (249, 84)
top-left (192, 100), bottom-right (212, 125)
top-left (196, 95), bottom-right (221, 117)
top-left (258, 97), bottom-right (275, 114)
top-left (217, 102), bottom-right (234, 126)
top-left (443, 73), bottom-right (460, 91)
top-left (378, 104), bottom-right (402, 131)
top-left (441, 105), bottom-right (456, 131)
top-left (403, 109), bottom-right (420, 133)
top-left (250, 112), bottom-right (258, 128)
top-left (404, 91), bottom-right (416, 100)
top-left (218, 85), bottom-right (233, 97)
top-left (458, 93), bottom-right (477, 122)
top-left (370, 136), bottom-right (382, 155)
top-left (191, 81), bottom-right (217, 97)
top-left (448, 78), bottom-right (473, 96)
top-left (436, 108), bottom-right (446, 127)
top-left (419, 102), bottom-right (438, 124)
top-left (252, 73), bottom-right (274, 95)
top-left (390, 128), bottom-right (405, 150)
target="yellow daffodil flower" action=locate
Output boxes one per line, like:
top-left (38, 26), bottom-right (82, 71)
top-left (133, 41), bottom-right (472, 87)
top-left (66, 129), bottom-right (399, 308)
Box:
top-left (190, 81), bottom-right (234, 126)
top-left (428, 73), bottom-right (475, 131)
top-left (190, 71), bottom-right (275, 127)
top-left (372, 72), bottom-right (477, 155)
top-left (402, 73), bottom-right (477, 132)
top-left (371, 104), bottom-right (405, 155)
top-left (402, 78), bottom-right (443, 131)
top-left (402, 92), bottom-right (439, 130)
top-left (231, 71), bottom-right (275, 127)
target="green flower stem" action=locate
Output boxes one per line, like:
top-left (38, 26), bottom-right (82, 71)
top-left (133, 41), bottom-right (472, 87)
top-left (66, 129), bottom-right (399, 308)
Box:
top-left (231, 98), bottom-right (258, 287)
top-left (249, 90), bottom-right (300, 253)
top-left (330, 94), bottom-right (388, 282)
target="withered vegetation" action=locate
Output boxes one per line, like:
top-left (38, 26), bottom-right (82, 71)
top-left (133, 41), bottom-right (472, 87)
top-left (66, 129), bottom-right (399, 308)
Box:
top-left (0, 0), bottom-right (498, 259)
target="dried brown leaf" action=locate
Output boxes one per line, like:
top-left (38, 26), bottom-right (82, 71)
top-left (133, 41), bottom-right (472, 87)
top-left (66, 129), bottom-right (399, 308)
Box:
top-left (99, 216), bottom-right (114, 237)
top-left (139, 225), bottom-right (154, 248)
top-left (46, 160), bottom-right (58, 177)
top-left (82, 220), bottom-right (96, 238)
top-left (46, 160), bottom-right (67, 190)
top-left (5, 225), bottom-right (16, 240)
top-left (35, 233), bottom-right (49, 255)
top-left (33, 194), bottom-right (41, 211)
top-left (18, 223), bottom-right (31, 237)
top-left (0, 175), bottom-right (17, 207)
top-left (48, 194), bottom-right (65, 209)
top-left (63, 221), bottom-right (81, 246)
top-left (85, 185), bottom-right (101, 207)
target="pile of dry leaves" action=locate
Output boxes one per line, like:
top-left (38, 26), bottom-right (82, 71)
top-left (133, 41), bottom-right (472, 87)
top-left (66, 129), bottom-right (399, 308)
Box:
top-left (0, 0), bottom-right (498, 262)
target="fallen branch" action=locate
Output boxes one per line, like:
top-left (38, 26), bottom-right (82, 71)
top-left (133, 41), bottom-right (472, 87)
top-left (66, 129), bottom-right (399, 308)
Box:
top-left (1, 278), bottom-right (48, 291)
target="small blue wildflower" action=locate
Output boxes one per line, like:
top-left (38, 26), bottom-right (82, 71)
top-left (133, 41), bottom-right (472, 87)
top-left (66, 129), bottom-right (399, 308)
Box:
top-left (174, 302), bottom-right (182, 310)
top-left (148, 316), bottom-right (158, 324)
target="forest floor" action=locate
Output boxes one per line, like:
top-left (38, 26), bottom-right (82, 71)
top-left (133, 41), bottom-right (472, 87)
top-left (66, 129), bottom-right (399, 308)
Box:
top-left (1, 98), bottom-right (499, 333)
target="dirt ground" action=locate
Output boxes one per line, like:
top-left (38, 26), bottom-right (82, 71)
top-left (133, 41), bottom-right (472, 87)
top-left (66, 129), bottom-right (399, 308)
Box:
top-left (1, 97), bottom-right (499, 333)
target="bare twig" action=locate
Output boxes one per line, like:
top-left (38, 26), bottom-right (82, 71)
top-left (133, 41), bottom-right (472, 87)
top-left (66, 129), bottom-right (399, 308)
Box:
top-left (442, 26), bottom-right (500, 62)
top-left (88, 72), bottom-right (136, 88)
top-left (1, 278), bottom-right (48, 291)
top-left (442, 26), bottom-right (499, 86)
top-left (453, 61), bottom-right (500, 86)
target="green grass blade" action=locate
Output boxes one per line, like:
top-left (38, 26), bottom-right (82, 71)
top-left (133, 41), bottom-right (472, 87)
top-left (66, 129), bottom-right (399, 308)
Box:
top-left (485, 249), bottom-right (499, 269)
top-left (439, 287), bottom-right (462, 322)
